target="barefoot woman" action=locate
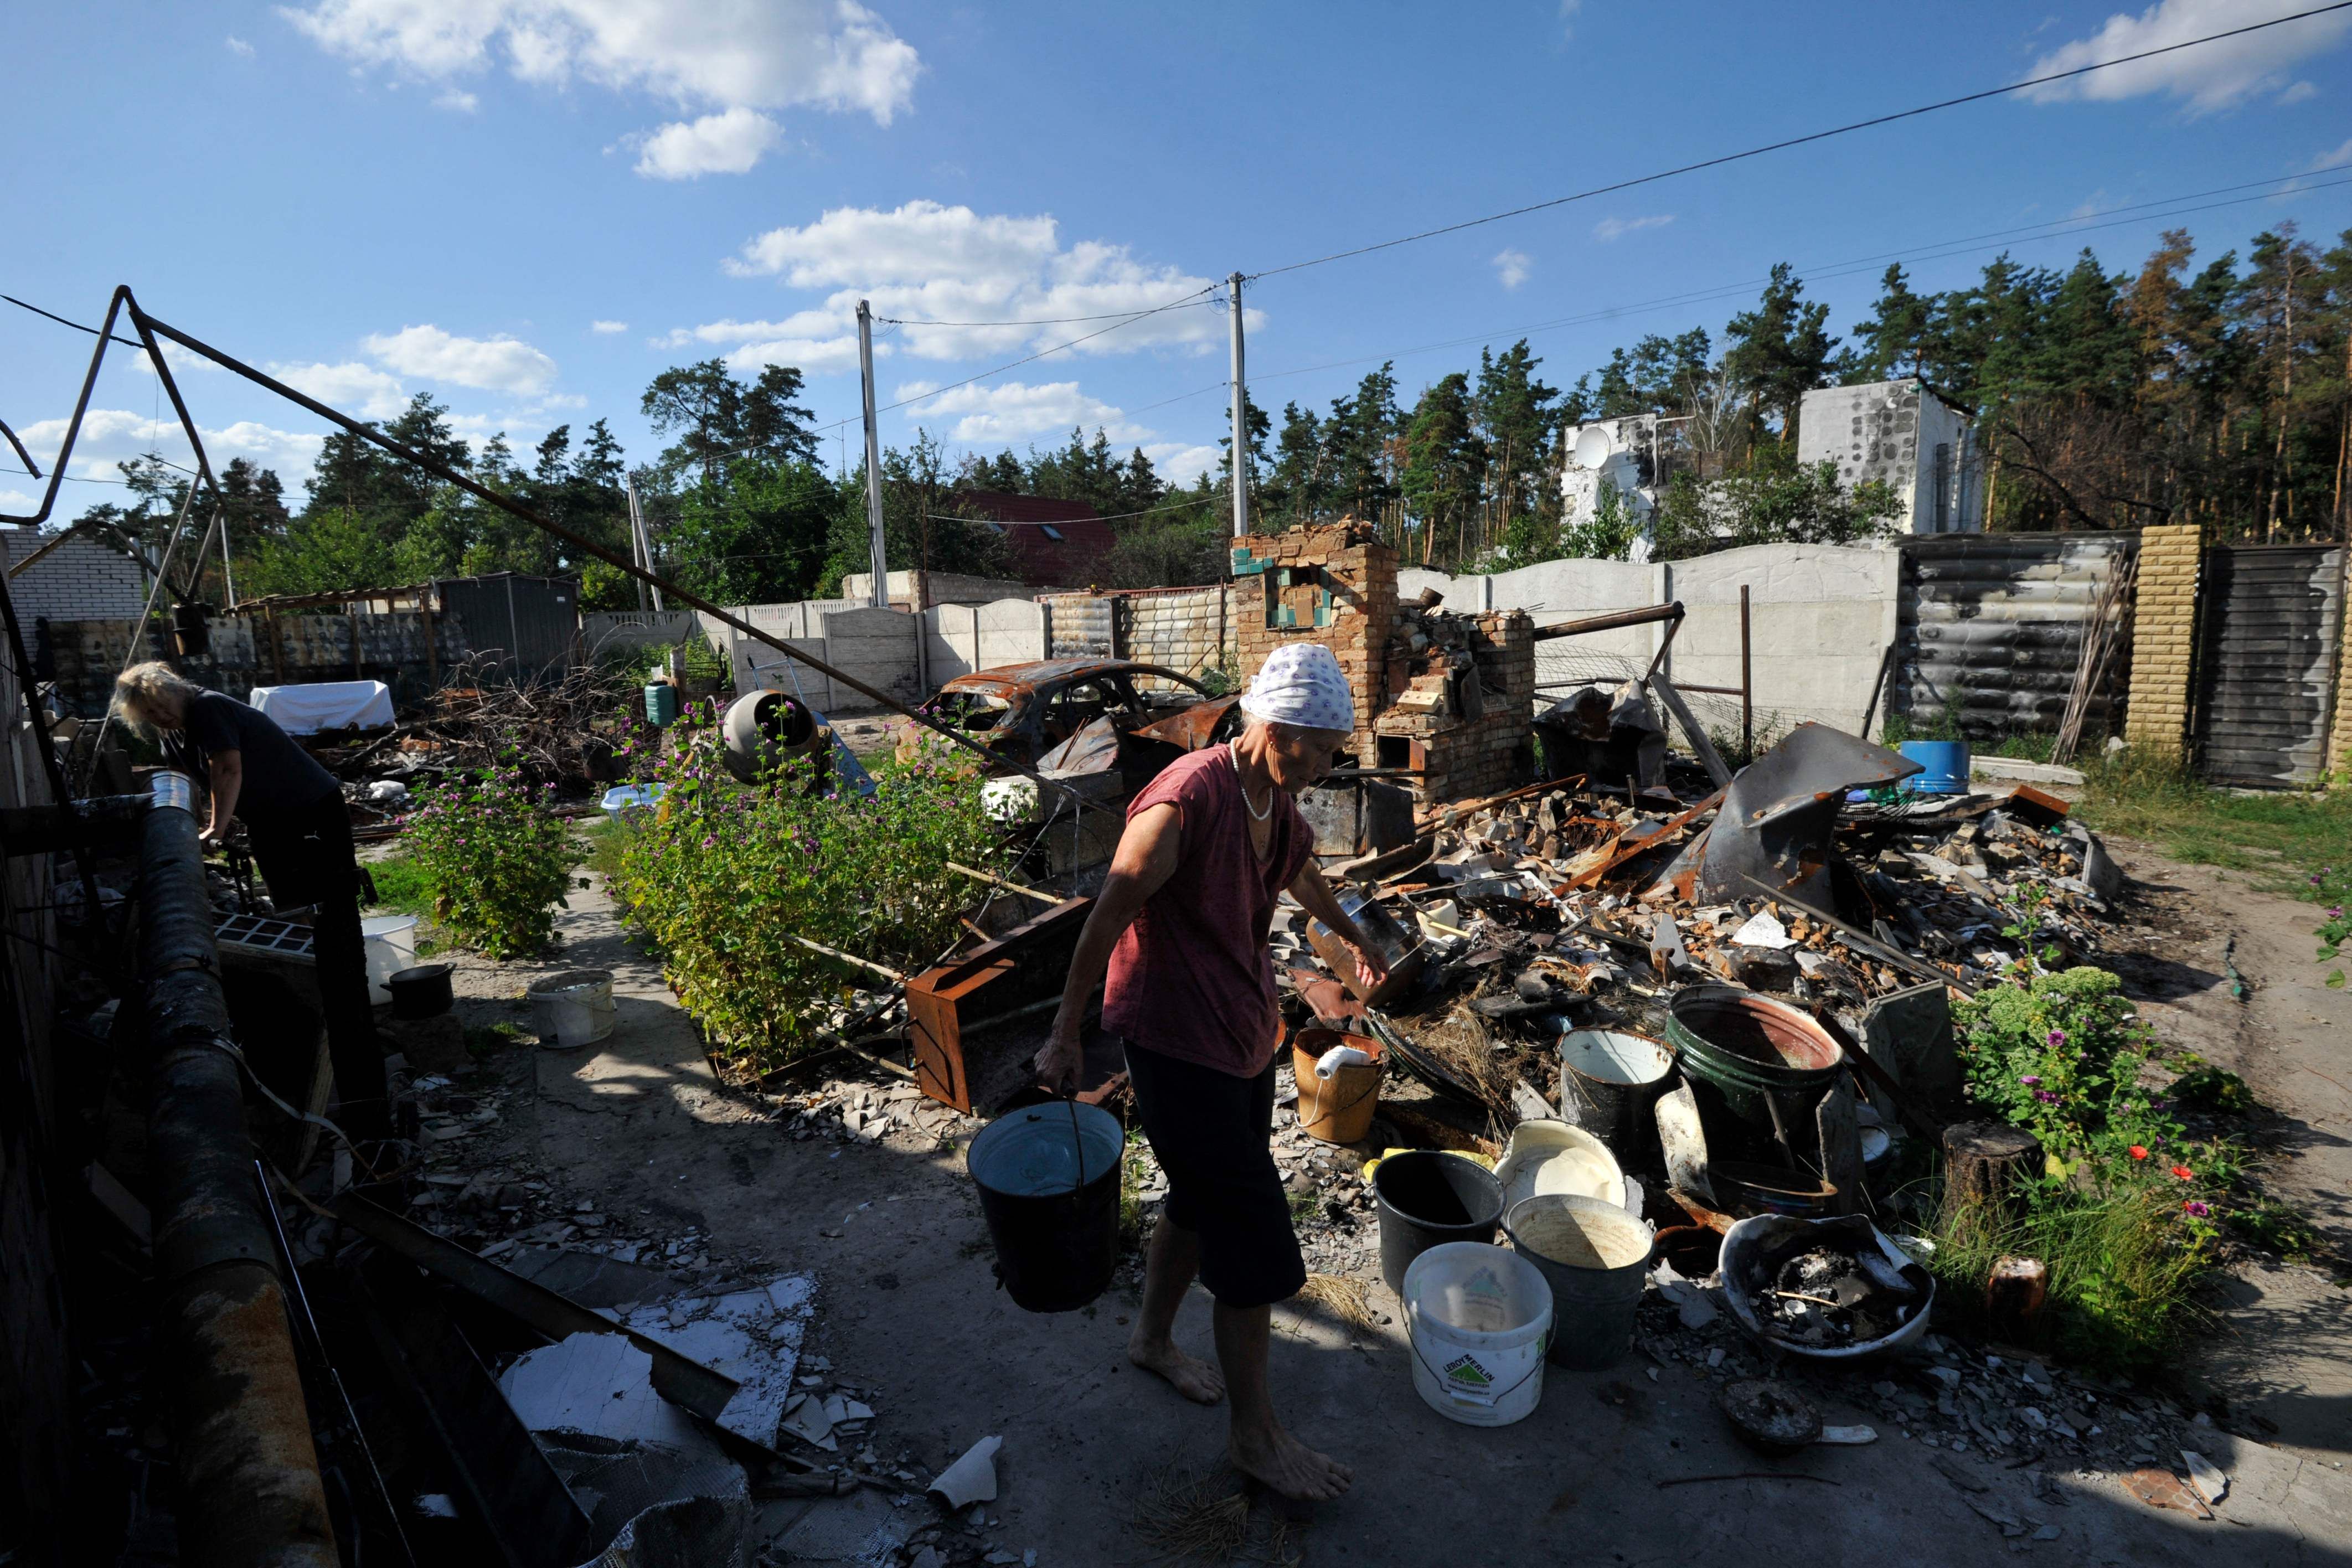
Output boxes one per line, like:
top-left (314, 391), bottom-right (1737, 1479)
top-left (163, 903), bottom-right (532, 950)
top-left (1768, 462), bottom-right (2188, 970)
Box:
top-left (1036, 643), bottom-right (1385, 1503)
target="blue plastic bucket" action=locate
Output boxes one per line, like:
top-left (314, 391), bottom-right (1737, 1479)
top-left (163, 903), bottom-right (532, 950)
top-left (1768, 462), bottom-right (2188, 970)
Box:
top-left (1898, 740), bottom-right (1970, 795)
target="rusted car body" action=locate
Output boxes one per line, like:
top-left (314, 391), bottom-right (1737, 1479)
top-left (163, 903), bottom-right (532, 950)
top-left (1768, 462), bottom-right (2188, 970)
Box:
top-left (901, 659), bottom-right (1241, 776)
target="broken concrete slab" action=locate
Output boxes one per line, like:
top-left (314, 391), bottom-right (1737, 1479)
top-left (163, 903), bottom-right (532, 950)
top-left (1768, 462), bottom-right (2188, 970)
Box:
top-left (619, 1276), bottom-right (815, 1448)
top-left (501, 1332), bottom-right (715, 1453)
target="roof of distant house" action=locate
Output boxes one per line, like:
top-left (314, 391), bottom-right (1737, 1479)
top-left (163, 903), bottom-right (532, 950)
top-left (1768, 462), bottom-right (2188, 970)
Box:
top-left (952, 491), bottom-right (1115, 587)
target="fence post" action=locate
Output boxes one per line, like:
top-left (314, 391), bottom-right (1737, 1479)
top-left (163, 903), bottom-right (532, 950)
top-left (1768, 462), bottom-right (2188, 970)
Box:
top-left (2121, 523), bottom-right (2205, 762)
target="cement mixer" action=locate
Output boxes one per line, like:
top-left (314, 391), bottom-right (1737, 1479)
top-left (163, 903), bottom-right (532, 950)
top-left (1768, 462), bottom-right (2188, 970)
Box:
top-left (721, 688), bottom-right (832, 788)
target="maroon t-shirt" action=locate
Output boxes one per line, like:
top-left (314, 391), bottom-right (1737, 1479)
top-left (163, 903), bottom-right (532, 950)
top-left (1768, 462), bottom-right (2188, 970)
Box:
top-left (1103, 746), bottom-right (1312, 1079)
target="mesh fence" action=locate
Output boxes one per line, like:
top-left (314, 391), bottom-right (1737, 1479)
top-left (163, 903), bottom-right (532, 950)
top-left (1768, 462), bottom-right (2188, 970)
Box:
top-left (1529, 641), bottom-right (1813, 771)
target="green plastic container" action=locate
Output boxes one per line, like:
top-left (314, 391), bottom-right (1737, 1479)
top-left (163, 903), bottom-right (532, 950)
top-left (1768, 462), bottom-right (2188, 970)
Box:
top-left (644, 683), bottom-right (680, 728)
top-left (1664, 987), bottom-right (1844, 1154)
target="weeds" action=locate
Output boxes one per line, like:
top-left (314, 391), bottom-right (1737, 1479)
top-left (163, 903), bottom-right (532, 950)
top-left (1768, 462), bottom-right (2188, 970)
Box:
top-left (401, 761), bottom-right (585, 960)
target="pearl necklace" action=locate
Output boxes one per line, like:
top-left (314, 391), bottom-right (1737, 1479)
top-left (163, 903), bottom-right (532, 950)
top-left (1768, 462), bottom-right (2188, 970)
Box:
top-left (1226, 740), bottom-right (1273, 821)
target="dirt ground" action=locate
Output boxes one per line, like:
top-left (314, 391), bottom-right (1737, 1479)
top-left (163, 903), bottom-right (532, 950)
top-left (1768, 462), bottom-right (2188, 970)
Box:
top-left (399, 831), bottom-right (2352, 1567)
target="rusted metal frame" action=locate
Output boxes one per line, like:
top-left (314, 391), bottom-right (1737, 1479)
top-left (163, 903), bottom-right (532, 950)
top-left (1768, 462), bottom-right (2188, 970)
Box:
top-left (140, 776), bottom-right (338, 1566)
top-left (0, 287), bottom-right (131, 529)
top-left (1529, 600), bottom-right (1685, 642)
top-left (1667, 682), bottom-right (1744, 697)
top-left (1642, 604), bottom-right (1686, 682)
top-left (1739, 584), bottom-right (1753, 761)
top-left (128, 298), bottom-right (1100, 812)
top-left (1560, 787), bottom-right (1724, 890)
top-left (0, 414), bottom-right (37, 478)
top-left (332, 1194), bottom-right (744, 1425)
top-left (1648, 673), bottom-right (1733, 787)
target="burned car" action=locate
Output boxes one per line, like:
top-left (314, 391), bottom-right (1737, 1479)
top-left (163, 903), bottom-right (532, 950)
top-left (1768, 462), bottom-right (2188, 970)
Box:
top-left (900, 659), bottom-right (1240, 776)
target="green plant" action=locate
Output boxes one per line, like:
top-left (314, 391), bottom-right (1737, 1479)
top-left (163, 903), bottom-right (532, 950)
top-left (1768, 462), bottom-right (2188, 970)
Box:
top-left (1953, 966), bottom-right (2177, 1171)
top-left (363, 854), bottom-right (436, 920)
top-left (607, 730), bottom-right (1004, 1073)
top-left (401, 762), bottom-right (585, 960)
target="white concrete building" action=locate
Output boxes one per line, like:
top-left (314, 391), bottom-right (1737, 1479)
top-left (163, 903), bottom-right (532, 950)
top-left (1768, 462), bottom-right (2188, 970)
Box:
top-left (1797, 379), bottom-right (1982, 535)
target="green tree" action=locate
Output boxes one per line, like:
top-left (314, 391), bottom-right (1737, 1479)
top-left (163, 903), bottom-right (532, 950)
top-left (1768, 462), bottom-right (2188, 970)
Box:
top-left (1724, 264), bottom-right (1838, 442)
top-left (1400, 373), bottom-right (1484, 565)
top-left (641, 359), bottom-right (818, 486)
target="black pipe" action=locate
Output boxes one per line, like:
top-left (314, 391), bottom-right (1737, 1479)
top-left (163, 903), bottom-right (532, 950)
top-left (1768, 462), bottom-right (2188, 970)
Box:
top-left (139, 773), bottom-right (338, 1567)
top-left (1529, 600), bottom-right (1685, 642)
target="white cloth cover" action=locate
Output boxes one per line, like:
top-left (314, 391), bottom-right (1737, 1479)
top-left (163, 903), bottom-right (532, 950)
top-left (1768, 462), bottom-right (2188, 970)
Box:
top-left (248, 680), bottom-right (395, 735)
top-left (1239, 641), bottom-right (1356, 733)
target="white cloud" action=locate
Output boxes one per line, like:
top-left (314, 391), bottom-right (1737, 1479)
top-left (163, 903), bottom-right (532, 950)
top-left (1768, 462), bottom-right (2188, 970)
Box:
top-left (662, 312), bottom-right (867, 374)
top-left (281, 0), bottom-right (921, 176)
top-left (1593, 214), bottom-right (1673, 241)
top-left (267, 360), bottom-right (411, 419)
top-left (2069, 189), bottom-right (2114, 219)
top-left (1143, 442), bottom-right (1219, 487)
top-left (434, 87), bottom-right (479, 111)
top-left (12, 409), bottom-right (324, 483)
top-left (1556, 0), bottom-right (1581, 40)
top-left (590, 319), bottom-right (629, 333)
top-left (1493, 248), bottom-right (1532, 288)
top-left (226, 34), bottom-right (256, 57)
top-left (127, 341), bottom-right (226, 380)
top-left (2310, 137), bottom-right (2352, 169)
top-left (2278, 79), bottom-right (2318, 104)
top-left (721, 199), bottom-right (1227, 362)
top-left (633, 106), bottom-right (783, 178)
top-left (2021, 0), bottom-right (2352, 115)
top-left (894, 379), bottom-right (1143, 444)
top-left (362, 324), bottom-right (557, 394)
top-left (0, 489), bottom-right (38, 513)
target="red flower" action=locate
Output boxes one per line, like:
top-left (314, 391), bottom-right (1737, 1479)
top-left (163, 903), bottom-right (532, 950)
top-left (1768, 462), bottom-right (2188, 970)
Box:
top-left (2170, 1165), bottom-right (2194, 1181)
top-left (2128, 1146), bottom-right (2149, 1160)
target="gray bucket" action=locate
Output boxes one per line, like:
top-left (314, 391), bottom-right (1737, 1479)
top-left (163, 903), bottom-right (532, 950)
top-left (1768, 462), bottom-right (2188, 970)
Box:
top-left (1557, 1029), bottom-right (1675, 1165)
top-left (1504, 1193), bottom-right (1654, 1369)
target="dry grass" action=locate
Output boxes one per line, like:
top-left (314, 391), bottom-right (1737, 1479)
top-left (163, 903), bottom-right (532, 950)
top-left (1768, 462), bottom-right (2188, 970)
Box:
top-left (1295, 1272), bottom-right (1378, 1333)
top-left (1129, 1464), bottom-right (1251, 1565)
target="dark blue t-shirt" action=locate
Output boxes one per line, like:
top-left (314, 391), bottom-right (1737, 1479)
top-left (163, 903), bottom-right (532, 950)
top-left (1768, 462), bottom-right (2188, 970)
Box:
top-left (165, 690), bottom-right (341, 819)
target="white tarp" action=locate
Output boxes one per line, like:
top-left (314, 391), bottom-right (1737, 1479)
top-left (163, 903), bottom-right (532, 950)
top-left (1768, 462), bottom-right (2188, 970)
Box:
top-left (248, 680), bottom-right (394, 734)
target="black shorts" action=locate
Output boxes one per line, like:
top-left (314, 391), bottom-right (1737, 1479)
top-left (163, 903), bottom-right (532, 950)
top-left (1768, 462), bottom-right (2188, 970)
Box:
top-left (1123, 1040), bottom-right (1305, 1310)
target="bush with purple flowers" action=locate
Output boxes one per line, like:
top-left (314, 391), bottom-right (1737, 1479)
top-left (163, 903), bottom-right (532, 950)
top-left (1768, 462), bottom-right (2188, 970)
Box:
top-left (401, 761), bottom-right (585, 960)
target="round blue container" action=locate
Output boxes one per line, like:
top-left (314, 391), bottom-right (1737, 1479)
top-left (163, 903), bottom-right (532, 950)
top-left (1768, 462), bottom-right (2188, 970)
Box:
top-left (644, 683), bottom-right (680, 729)
top-left (1898, 740), bottom-right (1971, 795)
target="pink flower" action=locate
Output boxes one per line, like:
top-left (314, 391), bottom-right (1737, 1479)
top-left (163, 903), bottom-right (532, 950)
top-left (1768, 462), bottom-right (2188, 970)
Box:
top-left (2046, 1029), bottom-right (2067, 1048)
top-left (2182, 1199), bottom-right (2210, 1218)
top-left (2019, 1074), bottom-right (2042, 1085)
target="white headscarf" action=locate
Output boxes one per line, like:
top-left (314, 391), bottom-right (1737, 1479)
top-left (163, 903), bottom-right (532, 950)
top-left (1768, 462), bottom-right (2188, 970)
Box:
top-left (1239, 642), bottom-right (1356, 734)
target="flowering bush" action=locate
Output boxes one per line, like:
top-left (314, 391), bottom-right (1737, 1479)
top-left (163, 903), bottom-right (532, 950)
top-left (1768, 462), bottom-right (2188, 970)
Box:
top-left (401, 762), bottom-right (585, 960)
top-left (607, 728), bottom-right (1003, 1073)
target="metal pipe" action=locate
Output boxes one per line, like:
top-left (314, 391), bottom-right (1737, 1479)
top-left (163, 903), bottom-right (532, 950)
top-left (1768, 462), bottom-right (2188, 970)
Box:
top-left (1529, 600), bottom-right (1685, 642)
top-left (1740, 583), bottom-right (1753, 760)
top-left (139, 774), bottom-right (338, 1567)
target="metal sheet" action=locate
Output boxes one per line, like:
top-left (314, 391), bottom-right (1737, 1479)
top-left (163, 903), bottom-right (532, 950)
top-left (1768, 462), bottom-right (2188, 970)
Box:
top-left (1897, 533), bottom-right (2136, 736)
top-left (1691, 724), bottom-right (1920, 905)
top-left (2192, 545), bottom-right (2345, 788)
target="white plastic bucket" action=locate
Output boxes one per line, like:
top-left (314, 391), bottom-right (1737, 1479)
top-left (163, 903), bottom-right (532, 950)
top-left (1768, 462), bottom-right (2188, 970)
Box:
top-left (1401, 1241), bottom-right (1553, 1427)
top-left (360, 915), bottom-right (419, 1006)
top-left (599, 783), bottom-right (664, 825)
top-left (528, 968), bottom-right (616, 1049)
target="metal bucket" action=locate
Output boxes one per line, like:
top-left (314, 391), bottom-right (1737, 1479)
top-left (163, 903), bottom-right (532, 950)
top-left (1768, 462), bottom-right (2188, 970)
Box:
top-left (1374, 1152), bottom-right (1503, 1296)
top-left (1897, 741), bottom-right (1970, 795)
top-left (1504, 1194), bottom-right (1654, 1369)
top-left (967, 1100), bottom-right (1124, 1313)
top-left (1557, 1029), bottom-right (1675, 1165)
top-left (1665, 988), bottom-right (1843, 1161)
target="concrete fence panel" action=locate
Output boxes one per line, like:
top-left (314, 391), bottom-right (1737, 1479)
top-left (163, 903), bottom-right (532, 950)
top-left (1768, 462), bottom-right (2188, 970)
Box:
top-left (582, 609), bottom-right (699, 655)
top-left (818, 606), bottom-right (922, 713)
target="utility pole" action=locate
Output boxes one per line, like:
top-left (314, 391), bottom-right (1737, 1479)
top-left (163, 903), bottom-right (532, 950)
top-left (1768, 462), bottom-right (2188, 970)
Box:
top-left (858, 299), bottom-right (889, 608)
top-left (624, 472), bottom-right (661, 611)
top-left (1229, 272), bottom-right (1249, 539)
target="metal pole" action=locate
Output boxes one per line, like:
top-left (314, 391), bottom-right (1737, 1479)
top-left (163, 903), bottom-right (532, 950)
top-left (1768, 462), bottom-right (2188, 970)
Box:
top-left (140, 773), bottom-right (338, 1566)
top-left (623, 473), bottom-right (649, 612)
top-left (1228, 272), bottom-right (1249, 539)
top-left (1739, 583), bottom-right (1753, 761)
top-left (858, 300), bottom-right (889, 608)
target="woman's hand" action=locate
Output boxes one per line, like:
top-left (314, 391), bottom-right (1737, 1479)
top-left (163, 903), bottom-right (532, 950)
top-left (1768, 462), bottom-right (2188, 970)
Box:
top-left (1033, 1012), bottom-right (1086, 1097)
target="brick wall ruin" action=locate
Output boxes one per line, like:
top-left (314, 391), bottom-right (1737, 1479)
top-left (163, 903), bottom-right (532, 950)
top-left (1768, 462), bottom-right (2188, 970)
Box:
top-left (2122, 523), bottom-right (2201, 759)
top-left (1229, 521), bottom-right (1533, 811)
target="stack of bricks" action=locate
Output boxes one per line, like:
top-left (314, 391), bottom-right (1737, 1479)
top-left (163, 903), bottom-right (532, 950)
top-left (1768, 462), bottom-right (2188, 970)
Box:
top-left (2122, 523), bottom-right (2203, 759)
top-left (1228, 522), bottom-right (1397, 761)
top-left (1373, 604), bottom-right (1535, 809)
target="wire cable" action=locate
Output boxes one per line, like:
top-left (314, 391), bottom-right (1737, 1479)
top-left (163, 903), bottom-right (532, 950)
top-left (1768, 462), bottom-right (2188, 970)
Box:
top-left (1244, 2), bottom-right (2352, 281)
top-left (874, 298), bottom-right (1222, 328)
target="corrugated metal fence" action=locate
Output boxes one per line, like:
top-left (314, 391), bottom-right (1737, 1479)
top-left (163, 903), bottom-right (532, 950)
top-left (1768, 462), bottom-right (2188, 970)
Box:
top-left (1896, 532), bottom-right (2138, 738)
top-left (2191, 545), bottom-right (2346, 788)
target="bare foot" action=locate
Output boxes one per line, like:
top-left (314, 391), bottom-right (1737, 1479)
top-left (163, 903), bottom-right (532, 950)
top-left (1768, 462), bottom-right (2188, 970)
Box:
top-left (1230, 1423), bottom-right (1352, 1502)
top-left (1128, 1335), bottom-right (1226, 1404)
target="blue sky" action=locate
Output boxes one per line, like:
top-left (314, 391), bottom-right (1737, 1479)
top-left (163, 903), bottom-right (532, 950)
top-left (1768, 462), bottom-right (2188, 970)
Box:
top-left (6, 0), bottom-right (2351, 519)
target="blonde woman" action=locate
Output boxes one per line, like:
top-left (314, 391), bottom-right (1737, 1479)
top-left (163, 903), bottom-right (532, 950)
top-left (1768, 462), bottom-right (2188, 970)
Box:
top-left (113, 662), bottom-right (388, 1140)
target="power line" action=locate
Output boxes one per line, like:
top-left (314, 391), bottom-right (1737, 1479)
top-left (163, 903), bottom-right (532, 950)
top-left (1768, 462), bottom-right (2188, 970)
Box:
top-left (1244, 2), bottom-right (2352, 281)
top-left (875, 298), bottom-right (1221, 328)
top-left (1120, 164), bottom-right (2352, 421)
